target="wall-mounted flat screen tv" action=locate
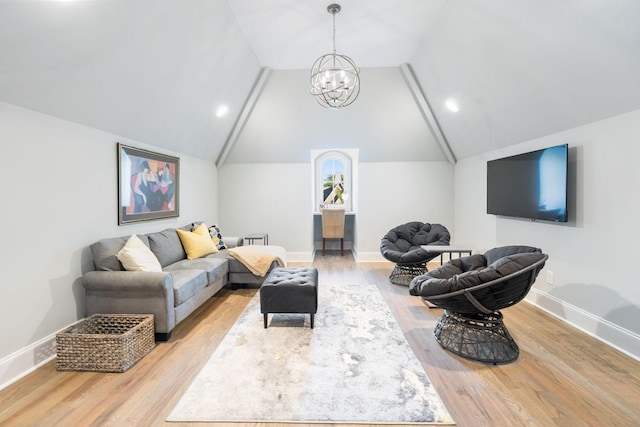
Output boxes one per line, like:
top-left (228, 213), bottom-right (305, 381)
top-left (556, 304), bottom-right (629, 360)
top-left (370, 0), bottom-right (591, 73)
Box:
top-left (487, 144), bottom-right (568, 222)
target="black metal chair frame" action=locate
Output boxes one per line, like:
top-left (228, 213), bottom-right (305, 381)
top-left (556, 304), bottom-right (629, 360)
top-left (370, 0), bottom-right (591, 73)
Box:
top-left (425, 254), bottom-right (548, 364)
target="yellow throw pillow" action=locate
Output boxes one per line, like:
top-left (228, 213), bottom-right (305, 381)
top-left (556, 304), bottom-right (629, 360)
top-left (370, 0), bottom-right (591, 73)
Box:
top-left (117, 234), bottom-right (162, 272)
top-left (192, 222), bottom-right (209, 236)
top-left (177, 223), bottom-right (218, 259)
top-left (193, 222), bottom-right (222, 247)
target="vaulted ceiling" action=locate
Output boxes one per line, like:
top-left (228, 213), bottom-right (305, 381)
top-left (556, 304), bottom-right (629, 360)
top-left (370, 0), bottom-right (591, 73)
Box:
top-left (1, 0), bottom-right (639, 164)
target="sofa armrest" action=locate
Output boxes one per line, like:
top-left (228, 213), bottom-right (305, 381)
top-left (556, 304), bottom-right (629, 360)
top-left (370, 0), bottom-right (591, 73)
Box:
top-left (83, 270), bottom-right (173, 292)
top-left (82, 270), bottom-right (176, 335)
top-left (224, 237), bottom-right (243, 248)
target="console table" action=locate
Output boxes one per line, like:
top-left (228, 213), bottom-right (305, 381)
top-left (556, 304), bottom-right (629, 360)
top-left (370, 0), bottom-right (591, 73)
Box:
top-left (421, 245), bottom-right (472, 265)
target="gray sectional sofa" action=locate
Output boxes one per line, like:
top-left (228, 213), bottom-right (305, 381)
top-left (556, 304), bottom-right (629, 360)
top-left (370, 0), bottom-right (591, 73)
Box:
top-left (83, 222), bottom-right (278, 340)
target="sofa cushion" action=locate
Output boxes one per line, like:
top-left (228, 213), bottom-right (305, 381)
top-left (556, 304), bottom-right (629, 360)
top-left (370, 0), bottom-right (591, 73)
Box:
top-left (206, 250), bottom-right (254, 273)
top-left (147, 229), bottom-right (187, 267)
top-left (117, 234), bottom-right (162, 272)
top-left (167, 269), bottom-right (208, 306)
top-left (91, 234), bottom-right (151, 271)
top-left (206, 250), bottom-right (278, 282)
top-left (177, 223), bottom-right (219, 259)
top-left (91, 237), bottom-right (127, 271)
top-left (166, 257), bottom-right (229, 284)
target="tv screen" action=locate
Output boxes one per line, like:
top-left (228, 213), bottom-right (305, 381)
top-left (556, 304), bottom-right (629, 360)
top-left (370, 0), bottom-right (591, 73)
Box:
top-left (487, 144), bottom-right (568, 222)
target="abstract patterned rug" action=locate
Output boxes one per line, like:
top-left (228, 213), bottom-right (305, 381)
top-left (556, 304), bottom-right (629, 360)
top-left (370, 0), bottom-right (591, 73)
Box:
top-left (167, 280), bottom-right (454, 424)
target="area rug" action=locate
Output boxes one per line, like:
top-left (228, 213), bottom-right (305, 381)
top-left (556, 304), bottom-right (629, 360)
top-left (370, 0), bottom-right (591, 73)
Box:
top-left (167, 280), bottom-right (454, 424)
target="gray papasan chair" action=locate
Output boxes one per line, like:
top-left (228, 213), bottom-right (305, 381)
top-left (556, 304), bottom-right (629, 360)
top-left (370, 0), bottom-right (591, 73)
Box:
top-left (409, 245), bottom-right (548, 364)
top-left (380, 222), bottom-right (450, 286)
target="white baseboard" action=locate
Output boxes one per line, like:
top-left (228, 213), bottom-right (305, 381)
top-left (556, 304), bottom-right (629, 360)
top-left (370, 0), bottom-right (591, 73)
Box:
top-left (286, 251), bottom-right (314, 262)
top-left (526, 288), bottom-right (640, 361)
top-left (0, 332), bottom-right (57, 391)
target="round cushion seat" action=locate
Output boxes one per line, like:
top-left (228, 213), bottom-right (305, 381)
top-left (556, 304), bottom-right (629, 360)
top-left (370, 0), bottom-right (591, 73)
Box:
top-left (380, 222), bottom-right (450, 285)
top-left (380, 222), bottom-right (450, 264)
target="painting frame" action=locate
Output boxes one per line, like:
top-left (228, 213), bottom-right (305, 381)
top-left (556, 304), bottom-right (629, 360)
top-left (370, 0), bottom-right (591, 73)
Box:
top-left (118, 143), bottom-right (180, 225)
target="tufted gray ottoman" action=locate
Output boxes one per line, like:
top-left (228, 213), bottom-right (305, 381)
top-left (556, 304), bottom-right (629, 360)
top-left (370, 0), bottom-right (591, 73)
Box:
top-left (260, 267), bottom-right (318, 329)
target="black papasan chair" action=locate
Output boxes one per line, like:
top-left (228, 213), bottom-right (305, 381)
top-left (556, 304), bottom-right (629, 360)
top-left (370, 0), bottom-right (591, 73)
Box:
top-left (380, 222), bottom-right (450, 286)
top-left (409, 245), bottom-right (548, 364)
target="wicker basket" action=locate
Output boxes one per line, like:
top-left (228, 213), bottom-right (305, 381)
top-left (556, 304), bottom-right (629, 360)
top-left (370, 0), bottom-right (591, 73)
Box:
top-left (56, 314), bottom-right (155, 372)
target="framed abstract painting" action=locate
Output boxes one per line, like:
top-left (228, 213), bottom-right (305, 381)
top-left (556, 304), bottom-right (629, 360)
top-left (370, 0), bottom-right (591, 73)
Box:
top-left (118, 143), bottom-right (179, 225)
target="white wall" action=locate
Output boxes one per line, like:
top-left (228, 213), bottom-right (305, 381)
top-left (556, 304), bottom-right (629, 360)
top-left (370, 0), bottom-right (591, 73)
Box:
top-left (357, 162), bottom-right (455, 260)
top-left (0, 101), bottom-right (218, 386)
top-left (217, 163), bottom-right (312, 258)
top-left (454, 109), bottom-right (640, 359)
top-left (218, 161), bottom-right (455, 262)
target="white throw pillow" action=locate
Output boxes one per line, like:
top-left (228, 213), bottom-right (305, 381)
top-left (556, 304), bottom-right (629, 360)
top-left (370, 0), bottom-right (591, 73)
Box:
top-left (117, 234), bottom-right (162, 272)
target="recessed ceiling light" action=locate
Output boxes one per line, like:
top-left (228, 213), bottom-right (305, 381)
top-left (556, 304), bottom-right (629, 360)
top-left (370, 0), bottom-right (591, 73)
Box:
top-left (215, 105), bottom-right (229, 118)
top-left (445, 98), bottom-right (459, 113)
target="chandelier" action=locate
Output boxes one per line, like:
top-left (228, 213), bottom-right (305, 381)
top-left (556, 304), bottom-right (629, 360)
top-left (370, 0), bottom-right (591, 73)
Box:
top-left (310, 4), bottom-right (360, 108)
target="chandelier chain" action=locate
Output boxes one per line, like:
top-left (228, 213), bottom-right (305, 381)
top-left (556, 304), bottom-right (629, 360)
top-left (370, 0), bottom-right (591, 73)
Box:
top-left (332, 10), bottom-right (336, 54)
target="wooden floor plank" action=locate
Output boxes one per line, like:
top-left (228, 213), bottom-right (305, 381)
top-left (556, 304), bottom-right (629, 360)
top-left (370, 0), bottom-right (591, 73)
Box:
top-left (1, 254), bottom-right (638, 426)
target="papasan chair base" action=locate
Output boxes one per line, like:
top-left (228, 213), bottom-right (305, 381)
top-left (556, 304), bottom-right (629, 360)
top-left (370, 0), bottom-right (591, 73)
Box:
top-left (434, 310), bottom-right (518, 365)
top-left (389, 264), bottom-right (428, 286)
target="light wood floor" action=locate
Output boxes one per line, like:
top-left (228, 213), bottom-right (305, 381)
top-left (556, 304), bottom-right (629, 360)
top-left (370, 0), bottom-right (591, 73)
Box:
top-left (1, 254), bottom-right (639, 427)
